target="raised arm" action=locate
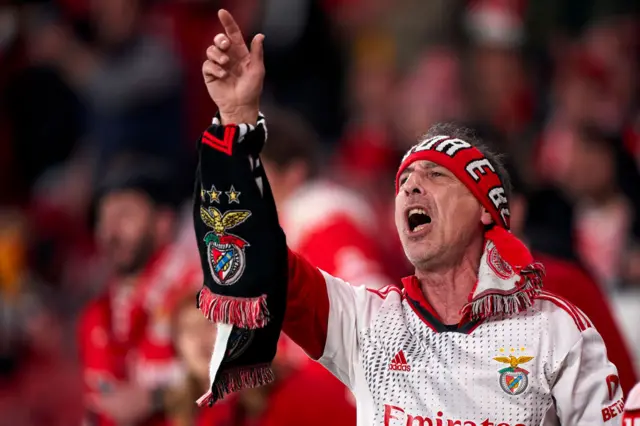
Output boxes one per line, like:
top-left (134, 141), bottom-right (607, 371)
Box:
top-left (195, 10), bottom-right (364, 404)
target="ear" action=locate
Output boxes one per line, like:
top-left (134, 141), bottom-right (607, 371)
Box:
top-left (480, 208), bottom-right (493, 226)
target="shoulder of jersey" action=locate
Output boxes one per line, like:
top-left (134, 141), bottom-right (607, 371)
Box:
top-left (281, 181), bottom-right (377, 247)
top-left (533, 290), bottom-right (594, 333)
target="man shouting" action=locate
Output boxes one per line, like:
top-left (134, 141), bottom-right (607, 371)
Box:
top-left (195, 9), bottom-right (624, 426)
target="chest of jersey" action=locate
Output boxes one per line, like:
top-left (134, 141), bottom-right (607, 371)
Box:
top-left (357, 300), bottom-right (556, 426)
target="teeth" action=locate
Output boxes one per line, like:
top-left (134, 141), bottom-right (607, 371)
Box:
top-left (408, 208), bottom-right (427, 217)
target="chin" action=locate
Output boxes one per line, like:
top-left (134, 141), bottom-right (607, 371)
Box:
top-left (405, 250), bottom-right (433, 268)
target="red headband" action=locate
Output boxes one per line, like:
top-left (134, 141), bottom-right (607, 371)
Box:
top-left (395, 135), bottom-right (510, 229)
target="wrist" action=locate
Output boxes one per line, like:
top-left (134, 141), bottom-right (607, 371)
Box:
top-left (219, 105), bottom-right (260, 126)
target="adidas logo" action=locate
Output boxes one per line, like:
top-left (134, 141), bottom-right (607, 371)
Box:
top-left (389, 350), bottom-right (411, 372)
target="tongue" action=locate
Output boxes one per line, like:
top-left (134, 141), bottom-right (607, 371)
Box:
top-left (410, 214), bottom-right (430, 231)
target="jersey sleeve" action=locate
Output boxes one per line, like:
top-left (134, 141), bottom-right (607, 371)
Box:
top-left (551, 327), bottom-right (625, 425)
top-left (283, 248), bottom-right (369, 389)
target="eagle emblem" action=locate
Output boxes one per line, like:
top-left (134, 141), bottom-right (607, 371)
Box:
top-left (200, 205), bottom-right (251, 286)
top-left (493, 354), bottom-right (534, 396)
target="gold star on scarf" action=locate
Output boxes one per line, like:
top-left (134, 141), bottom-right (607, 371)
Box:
top-left (226, 186), bottom-right (241, 204)
top-left (205, 185), bottom-right (221, 203)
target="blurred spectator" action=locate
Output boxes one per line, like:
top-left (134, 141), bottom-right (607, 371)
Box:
top-left (0, 293), bottom-right (84, 426)
top-left (510, 182), bottom-right (638, 393)
top-left (78, 158), bottom-right (201, 426)
top-left (147, 0), bottom-right (256, 143)
top-left (26, 0), bottom-right (188, 178)
top-left (166, 290), bottom-right (356, 426)
top-left (261, 106), bottom-right (392, 288)
top-left (256, 0), bottom-right (348, 143)
top-left (559, 126), bottom-right (640, 289)
top-left (335, 30), bottom-right (398, 190)
top-left (0, 210), bottom-right (83, 426)
top-left (465, 0), bottom-right (535, 143)
top-left (0, 2), bottom-right (82, 204)
top-left (393, 46), bottom-right (469, 150)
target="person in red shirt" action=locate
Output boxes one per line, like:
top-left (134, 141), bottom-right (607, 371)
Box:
top-left (510, 182), bottom-right (638, 394)
top-left (260, 106), bottom-right (392, 289)
top-left (166, 291), bottom-right (356, 426)
top-left (78, 159), bottom-right (202, 426)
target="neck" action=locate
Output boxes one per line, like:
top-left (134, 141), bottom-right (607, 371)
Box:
top-left (415, 247), bottom-right (482, 325)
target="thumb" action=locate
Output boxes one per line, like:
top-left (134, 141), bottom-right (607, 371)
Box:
top-left (250, 33), bottom-right (265, 64)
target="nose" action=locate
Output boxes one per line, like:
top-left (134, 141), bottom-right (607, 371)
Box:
top-left (402, 172), bottom-right (425, 196)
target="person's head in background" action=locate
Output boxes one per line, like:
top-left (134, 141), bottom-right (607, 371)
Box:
top-left (552, 50), bottom-right (608, 127)
top-left (259, 106), bottom-right (322, 209)
top-left (582, 16), bottom-right (638, 131)
top-left (90, 0), bottom-right (147, 47)
top-left (94, 155), bottom-right (180, 278)
top-left (393, 46), bottom-right (467, 149)
top-left (560, 125), bottom-right (621, 204)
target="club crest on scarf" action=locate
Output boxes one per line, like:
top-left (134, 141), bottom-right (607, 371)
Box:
top-left (487, 245), bottom-right (514, 280)
top-left (200, 185), bottom-right (252, 286)
top-left (493, 348), bottom-right (534, 396)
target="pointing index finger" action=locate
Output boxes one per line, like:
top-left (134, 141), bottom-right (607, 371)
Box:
top-left (218, 9), bottom-right (245, 46)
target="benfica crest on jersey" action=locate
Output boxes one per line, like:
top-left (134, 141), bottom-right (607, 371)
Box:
top-left (493, 352), bottom-right (534, 396)
top-left (200, 191), bottom-right (252, 287)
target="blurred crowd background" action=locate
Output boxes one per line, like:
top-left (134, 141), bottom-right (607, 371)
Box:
top-left (0, 0), bottom-right (639, 425)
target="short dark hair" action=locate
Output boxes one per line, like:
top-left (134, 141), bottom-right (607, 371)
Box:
top-left (421, 122), bottom-right (513, 200)
top-left (260, 106), bottom-right (322, 178)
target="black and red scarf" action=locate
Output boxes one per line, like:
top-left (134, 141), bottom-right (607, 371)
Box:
top-left (192, 114), bottom-right (287, 407)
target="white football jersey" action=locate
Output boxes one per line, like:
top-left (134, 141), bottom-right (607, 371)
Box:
top-left (308, 271), bottom-right (624, 426)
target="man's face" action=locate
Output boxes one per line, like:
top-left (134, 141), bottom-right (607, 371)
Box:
top-left (96, 190), bottom-right (156, 275)
top-left (395, 160), bottom-right (485, 270)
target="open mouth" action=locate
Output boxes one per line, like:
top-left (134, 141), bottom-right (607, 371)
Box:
top-left (407, 208), bottom-right (432, 233)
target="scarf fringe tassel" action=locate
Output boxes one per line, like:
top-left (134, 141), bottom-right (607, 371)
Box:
top-left (196, 364), bottom-right (275, 407)
top-left (462, 263), bottom-right (545, 321)
top-left (197, 286), bottom-right (269, 329)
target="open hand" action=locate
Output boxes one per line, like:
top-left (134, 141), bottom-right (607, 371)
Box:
top-left (203, 9), bottom-right (265, 126)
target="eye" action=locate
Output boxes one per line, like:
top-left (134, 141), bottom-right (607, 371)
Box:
top-left (429, 171), bottom-right (444, 178)
top-left (399, 176), bottom-right (408, 185)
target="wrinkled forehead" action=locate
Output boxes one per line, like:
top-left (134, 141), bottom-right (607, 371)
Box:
top-left (397, 160), bottom-right (453, 179)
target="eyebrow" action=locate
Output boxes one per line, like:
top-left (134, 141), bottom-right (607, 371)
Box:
top-left (400, 162), bottom-right (443, 179)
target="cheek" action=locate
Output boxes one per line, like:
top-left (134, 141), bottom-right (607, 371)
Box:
top-left (121, 214), bottom-right (150, 242)
top-left (438, 192), bottom-right (482, 229)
